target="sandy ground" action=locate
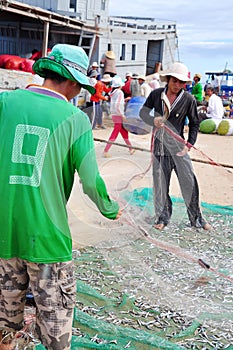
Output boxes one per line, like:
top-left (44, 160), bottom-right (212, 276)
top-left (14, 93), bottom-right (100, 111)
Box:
top-left (68, 121), bottom-right (233, 248)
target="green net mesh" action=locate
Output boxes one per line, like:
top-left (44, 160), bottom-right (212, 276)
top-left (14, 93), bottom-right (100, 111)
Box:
top-left (36, 187), bottom-right (232, 349)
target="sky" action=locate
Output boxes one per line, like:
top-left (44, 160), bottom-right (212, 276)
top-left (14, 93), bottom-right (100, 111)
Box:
top-left (109, 0), bottom-right (233, 82)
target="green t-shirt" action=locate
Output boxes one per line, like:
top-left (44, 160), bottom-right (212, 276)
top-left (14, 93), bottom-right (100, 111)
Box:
top-left (191, 82), bottom-right (203, 102)
top-left (0, 88), bottom-right (119, 263)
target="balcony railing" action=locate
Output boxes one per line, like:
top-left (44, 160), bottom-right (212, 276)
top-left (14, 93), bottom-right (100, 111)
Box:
top-left (109, 16), bottom-right (176, 33)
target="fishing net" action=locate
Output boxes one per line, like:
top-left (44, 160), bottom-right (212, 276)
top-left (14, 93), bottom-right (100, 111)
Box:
top-left (62, 128), bottom-right (232, 350)
top-left (65, 198), bottom-right (232, 350)
top-left (10, 126), bottom-right (233, 350)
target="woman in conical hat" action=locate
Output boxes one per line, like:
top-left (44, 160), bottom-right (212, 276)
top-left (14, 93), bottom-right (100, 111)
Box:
top-left (100, 50), bottom-right (117, 77)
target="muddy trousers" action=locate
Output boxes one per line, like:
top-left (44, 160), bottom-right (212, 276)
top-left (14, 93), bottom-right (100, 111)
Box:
top-left (152, 153), bottom-right (206, 227)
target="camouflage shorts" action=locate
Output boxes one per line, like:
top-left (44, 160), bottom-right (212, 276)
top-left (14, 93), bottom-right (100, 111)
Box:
top-left (0, 258), bottom-right (76, 350)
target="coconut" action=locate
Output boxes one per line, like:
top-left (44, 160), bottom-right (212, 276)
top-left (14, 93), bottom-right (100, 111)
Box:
top-left (199, 118), bottom-right (221, 134)
top-left (217, 119), bottom-right (233, 135)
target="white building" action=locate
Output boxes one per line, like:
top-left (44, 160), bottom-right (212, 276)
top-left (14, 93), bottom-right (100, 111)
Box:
top-left (0, 0), bottom-right (178, 77)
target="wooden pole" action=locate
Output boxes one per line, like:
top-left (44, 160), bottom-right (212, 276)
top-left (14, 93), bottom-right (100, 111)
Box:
top-left (94, 137), bottom-right (233, 170)
top-left (42, 21), bottom-right (49, 57)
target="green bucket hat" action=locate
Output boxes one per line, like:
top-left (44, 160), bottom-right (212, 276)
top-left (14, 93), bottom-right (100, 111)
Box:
top-left (33, 44), bottom-right (95, 94)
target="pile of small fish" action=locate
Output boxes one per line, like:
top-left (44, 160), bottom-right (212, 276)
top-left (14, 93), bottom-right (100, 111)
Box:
top-left (72, 208), bottom-right (233, 349)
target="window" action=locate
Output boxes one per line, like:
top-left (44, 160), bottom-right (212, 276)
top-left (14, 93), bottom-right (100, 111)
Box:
top-left (0, 26), bottom-right (16, 38)
top-left (101, 0), bottom-right (106, 10)
top-left (132, 44), bottom-right (136, 60)
top-left (120, 44), bottom-right (125, 61)
top-left (70, 0), bottom-right (76, 11)
top-left (95, 15), bottom-right (100, 25)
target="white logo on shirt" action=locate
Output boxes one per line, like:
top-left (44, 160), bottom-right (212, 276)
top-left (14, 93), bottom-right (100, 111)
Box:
top-left (9, 124), bottom-right (50, 187)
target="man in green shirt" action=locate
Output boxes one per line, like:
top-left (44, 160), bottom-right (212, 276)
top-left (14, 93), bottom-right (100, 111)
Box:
top-left (191, 73), bottom-right (203, 104)
top-left (0, 44), bottom-right (121, 350)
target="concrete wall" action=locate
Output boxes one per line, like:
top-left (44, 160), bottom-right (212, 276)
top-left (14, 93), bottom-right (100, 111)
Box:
top-left (77, 0), bottom-right (109, 25)
top-left (19, 0), bottom-right (57, 11)
top-left (18, 0), bottom-right (110, 24)
top-left (97, 28), bottom-right (177, 78)
top-left (0, 68), bottom-right (43, 91)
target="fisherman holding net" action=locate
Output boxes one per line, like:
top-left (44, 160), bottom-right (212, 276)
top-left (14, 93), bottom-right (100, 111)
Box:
top-left (0, 44), bottom-right (122, 350)
top-left (140, 62), bottom-right (211, 231)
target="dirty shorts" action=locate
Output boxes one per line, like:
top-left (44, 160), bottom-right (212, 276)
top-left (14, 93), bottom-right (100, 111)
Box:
top-left (0, 258), bottom-right (76, 350)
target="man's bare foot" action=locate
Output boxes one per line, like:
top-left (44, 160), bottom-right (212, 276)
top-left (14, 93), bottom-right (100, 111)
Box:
top-left (0, 331), bottom-right (13, 350)
top-left (203, 223), bottom-right (212, 230)
top-left (103, 152), bottom-right (111, 158)
top-left (154, 223), bottom-right (166, 230)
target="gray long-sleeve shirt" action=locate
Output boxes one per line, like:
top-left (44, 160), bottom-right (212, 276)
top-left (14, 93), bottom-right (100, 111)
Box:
top-left (139, 87), bottom-right (200, 155)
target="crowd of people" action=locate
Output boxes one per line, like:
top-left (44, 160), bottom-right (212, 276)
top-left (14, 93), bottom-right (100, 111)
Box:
top-left (82, 59), bottom-right (213, 231)
top-left (0, 43), bottom-right (218, 350)
top-left (181, 72), bottom-right (227, 130)
top-left (73, 57), bottom-right (162, 158)
top-left (77, 60), bottom-right (228, 138)
top-left (77, 66), bottom-right (161, 130)
top-left (71, 58), bottom-right (228, 161)
top-left (82, 59), bottom-right (216, 233)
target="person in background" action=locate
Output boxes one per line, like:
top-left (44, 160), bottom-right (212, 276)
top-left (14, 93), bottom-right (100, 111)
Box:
top-left (101, 73), bottom-right (112, 87)
top-left (149, 72), bottom-right (160, 90)
top-left (203, 80), bottom-right (212, 101)
top-left (84, 69), bottom-right (98, 124)
top-left (29, 48), bottom-right (52, 61)
top-left (87, 61), bottom-right (100, 80)
top-left (0, 43), bottom-right (122, 350)
top-left (122, 72), bottom-right (132, 99)
top-left (100, 51), bottom-right (117, 77)
top-left (210, 74), bottom-right (221, 94)
top-left (103, 76), bottom-right (134, 158)
top-left (138, 75), bottom-right (152, 98)
top-left (139, 62), bottom-right (211, 231)
top-left (101, 73), bottom-right (112, 119)
top-left (130, 73), bottom-right (141, 98)
top-left (90, 70), bottom-right (110, 129)
top-left (201, 86), bottom-right (225, 120)
top-left (191, 73), bottom-right (203, 105)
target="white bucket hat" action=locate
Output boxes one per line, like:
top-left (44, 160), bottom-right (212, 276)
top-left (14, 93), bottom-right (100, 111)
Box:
top-left (153, 73), bottom-right (160, 80)
top-left (125, 71), bottom-right (132, 77)
top-left (159, 62), bottom-right (191, 84)
top-left (101, 73), bottom-right (112, 82)
top-left (111, 76), bottom-right (124, 88)
top-left (33, 44), bottom-right (95, 94)
top-left (137, 75), bottom-right (146, 81)
top-left (91, 61), bottom-right (99, 67)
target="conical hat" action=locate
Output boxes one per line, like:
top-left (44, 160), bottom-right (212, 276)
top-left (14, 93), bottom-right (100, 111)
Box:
top-left (105, 51), bottom-right (116, 59)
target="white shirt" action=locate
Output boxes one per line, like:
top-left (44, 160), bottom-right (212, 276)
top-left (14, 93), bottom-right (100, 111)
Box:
top-left (149, 79), bottom-right (160, 90)
top-left (207, 94), bottom-right (224, 119)
top-left (140, 82), bottom-right (152, 98)
top-left (110, 88), bottom-right (124, 116)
